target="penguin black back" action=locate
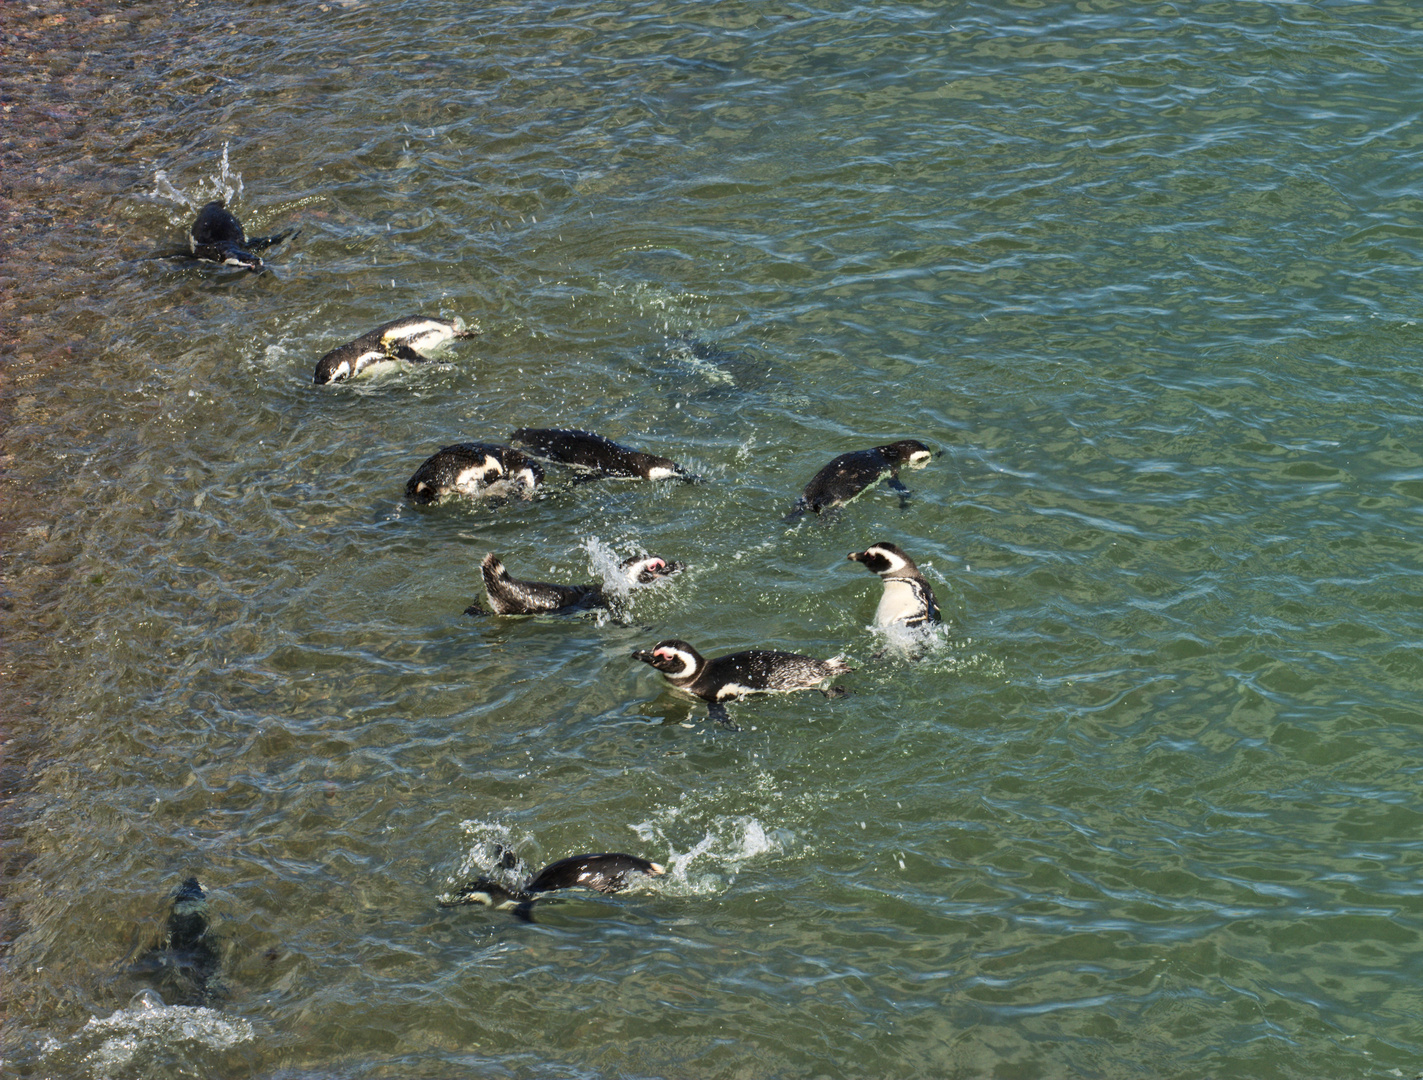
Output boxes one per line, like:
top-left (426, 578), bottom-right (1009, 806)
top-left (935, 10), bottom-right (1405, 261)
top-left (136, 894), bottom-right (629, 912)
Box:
top-left (511, 428), bottom-right (693, 481)
top-left (186, 200), bottom-right (299, 272)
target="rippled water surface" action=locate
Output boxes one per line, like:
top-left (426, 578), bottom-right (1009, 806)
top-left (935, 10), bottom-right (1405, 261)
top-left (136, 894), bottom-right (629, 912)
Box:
top-left (6, 1), bottom-right (1423, 1077)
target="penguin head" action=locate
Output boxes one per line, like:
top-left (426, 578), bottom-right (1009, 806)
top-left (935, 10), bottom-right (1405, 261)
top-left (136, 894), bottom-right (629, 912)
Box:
top-left (620, 556), bottom-right (686, 584)
top-left (502, 450), bottom-right (543, 493)
top-left (632, 639), bottom-right (703, 679)
top-left (848, 542), bottom-right (913, 577)
top-left (885, 440), bottom-right (932, 468)
top-left (216, 244), bottom-right (264, 272)
top-left (642, 456), bottom-right (694, 482)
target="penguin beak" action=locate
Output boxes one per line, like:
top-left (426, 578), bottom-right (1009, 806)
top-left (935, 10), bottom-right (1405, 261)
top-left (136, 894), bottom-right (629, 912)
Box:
top-left (847, 551), bottom-right (865, 563)
top-left (632, 650), bottom-right (654, 664)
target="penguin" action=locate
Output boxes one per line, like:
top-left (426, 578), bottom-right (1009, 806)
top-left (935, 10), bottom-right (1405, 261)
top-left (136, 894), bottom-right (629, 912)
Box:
top-left (510, 428), bottom-right (695, 482)
top-left (632, 638), bottom-right (851, 726)
top-left (128, 877), bottom-right (223, 1005)
top-left (314, 316), bottom-right (480, 384)
top-left (468, 553), bottom-right (685, 616)
top-left (847, 541), bottom-right (941, 628)
top-left (787, 439), bottom-right (933, 519)
top-left (440, 849), bottom-right (665, 921)
top-left (405, 443), bottom-right (542, 505)
top-left (185, 200), bottom-right (298, 272)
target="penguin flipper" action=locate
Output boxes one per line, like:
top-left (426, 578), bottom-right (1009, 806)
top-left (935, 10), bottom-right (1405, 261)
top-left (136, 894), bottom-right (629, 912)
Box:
top-left (245, 226), bottom-right (300, 252)
top-left (388, 343), bottom-right (428, 363)
top-left (707, 701), bottom-right (740, 731)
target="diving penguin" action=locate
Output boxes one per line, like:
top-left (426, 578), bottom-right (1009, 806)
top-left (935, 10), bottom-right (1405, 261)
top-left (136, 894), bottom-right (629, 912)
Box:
top-left (440, 847), bottom-right (665, 921)
top-left (787, 439), bottom-right (932, 519)
top-left (127, 877), bottom-right (223, 1005)
top-left (510, 428), bottom-right (696, 482)
top-left (184, 200), bottom-right (299, 272)
top-left (468, 553), bottom-right (685, 616)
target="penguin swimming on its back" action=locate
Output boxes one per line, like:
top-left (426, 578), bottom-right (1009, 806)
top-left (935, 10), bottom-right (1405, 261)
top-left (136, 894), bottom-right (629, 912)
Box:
top-left (632, 638), bottom-right (851, 727)
top-left (510, 428), bottom-right (696, 482)
top-left (847, 540), bottom-right (941, 629)
top-left (440, 848), bottom-right (665, 921)
top-left (468, 553), bottom-right (685, 616)
top-left (185, 200), bottom-right (299, 272)
top-left (405, 442), bottom-right (543, 504)
top-left (787, 439), bottom-right (932, 519)
top-left (314, 316), bottom-right (480, 384)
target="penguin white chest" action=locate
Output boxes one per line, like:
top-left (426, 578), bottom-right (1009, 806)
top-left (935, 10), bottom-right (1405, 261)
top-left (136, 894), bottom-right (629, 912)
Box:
top-left (875, 579), bottom-right (925, 626)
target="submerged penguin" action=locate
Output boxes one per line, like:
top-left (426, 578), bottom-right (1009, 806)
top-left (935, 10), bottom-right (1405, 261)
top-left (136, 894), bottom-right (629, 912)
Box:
top-left (405, 443), bottom-right (543, 504)
top-left (185, 200), bottom-right (299, 272)
top-left (314, 316), bottom-right (480, 384)
top-left (510, 428), bottom-right (695, 482)
top-left (787, 439), bottom-right (933, 519)
top-left (633, 638), bottom-right (851, 726)
top-left (128, 877), bottom-right (223, 1005)
top-left (468, 553), bottom-right (685, 616)
top-left (847, 540), bottom-right (941, 629)
top-left (440, 848), bottom-right (665, 921)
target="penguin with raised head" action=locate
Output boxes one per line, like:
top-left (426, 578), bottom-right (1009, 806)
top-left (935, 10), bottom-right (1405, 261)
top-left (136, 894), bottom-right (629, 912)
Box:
top-left (405, 443), bottom-right (542, 504)
top-left (633, 638), bottom-right (851, 726)
top-left (313, 315), bottom-right (480, 384)
top-left (468, 553), bottom-right (685, 616)
top-left (510, 428), bottom-right (695, 482)
top-left (129, 877), bottom-right (223, 1004)
top-left (185, 200), bottom-right (299, 272)
top-left (440, 848), bottom-right (665, 921)
top-left (847, 541), bottom-right (941, 628)
top-left (787, 439), bottom-right (932, 519)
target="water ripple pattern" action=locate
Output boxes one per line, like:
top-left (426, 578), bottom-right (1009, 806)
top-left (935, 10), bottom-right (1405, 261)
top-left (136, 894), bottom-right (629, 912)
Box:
top-left (5, 1), bottom-right (1423, 1078)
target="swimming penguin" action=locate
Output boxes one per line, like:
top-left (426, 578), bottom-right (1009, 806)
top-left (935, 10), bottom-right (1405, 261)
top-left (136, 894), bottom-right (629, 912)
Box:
top-left (314, 316), bottom-right (480, 384)
top-left (468, 553), bottom-right (685, 616)
top-left (128, 877), bottom-right (223, 1005)
top-left (186, 200), bottom-right (298, 272)
top-left (847, 541), bottom-right (941, 628)
top-left (405, 443), bottom-right (543, 505)
top-left (510, 428), bottom-right (695, 482)
top-left (632, 638), bottom-right (851, 726)
top-left (440, 849), bottom-right (665, 921)
top-left (787, 439), bottom-right (933, 519)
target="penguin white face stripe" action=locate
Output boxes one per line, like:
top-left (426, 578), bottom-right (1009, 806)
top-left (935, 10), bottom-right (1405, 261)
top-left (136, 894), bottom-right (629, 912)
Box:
top-left (653, 646), bottom-right (698, 678)
top-left (865, 547), bottom-right (909, 574)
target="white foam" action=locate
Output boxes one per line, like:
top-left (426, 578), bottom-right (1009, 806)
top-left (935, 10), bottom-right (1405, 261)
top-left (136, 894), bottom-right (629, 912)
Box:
top-left (632, 814), bottom-right (784, 896)
top-left (58, 1000), bottom-right (255, 1072)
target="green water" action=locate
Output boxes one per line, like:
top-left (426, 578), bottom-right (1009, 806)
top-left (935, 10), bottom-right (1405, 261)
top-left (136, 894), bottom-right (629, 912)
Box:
top-left (5, 1), bottom-right (1423, 1077)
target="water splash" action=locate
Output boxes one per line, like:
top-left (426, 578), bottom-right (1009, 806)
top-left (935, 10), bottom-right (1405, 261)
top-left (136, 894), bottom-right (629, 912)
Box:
top-left (439, 819), bottom-right (532, 903)
top-left (150, 141), bottom-right (245, 216)
top-left (631, 813), bottom-right (785, 896)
